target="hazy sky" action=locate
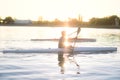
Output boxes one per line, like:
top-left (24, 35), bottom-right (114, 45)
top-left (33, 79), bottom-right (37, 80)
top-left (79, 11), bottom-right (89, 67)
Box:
top-left (0, 0), bottom-right (120, 21)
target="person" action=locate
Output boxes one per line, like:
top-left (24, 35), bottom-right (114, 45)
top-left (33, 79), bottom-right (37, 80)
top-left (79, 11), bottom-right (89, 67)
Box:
top-left (58, 31), bottom-right (67, 48)
top-left (58, 30), bottom-right (80, 74)
top-left (58, 31), bottom-right (72, 74)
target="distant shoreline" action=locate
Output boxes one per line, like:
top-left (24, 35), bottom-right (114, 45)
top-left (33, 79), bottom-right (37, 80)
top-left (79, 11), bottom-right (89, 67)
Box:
top-left (0, 24), bottom-right (120, 29)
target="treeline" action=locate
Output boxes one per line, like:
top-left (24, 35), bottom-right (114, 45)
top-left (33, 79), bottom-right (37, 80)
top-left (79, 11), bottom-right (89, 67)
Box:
top-left (0, 15), bottom-right (120, 28)
top-left (33, 15), bottom-right (120, 28)
top-left (89, 15), bottom-right (120, 25)
top-left (33, 18), bottom-right (82, 27)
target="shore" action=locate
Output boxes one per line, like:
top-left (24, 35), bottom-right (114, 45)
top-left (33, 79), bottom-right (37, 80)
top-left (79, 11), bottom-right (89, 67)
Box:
top-left (0, 24), bottom-right (120, 29)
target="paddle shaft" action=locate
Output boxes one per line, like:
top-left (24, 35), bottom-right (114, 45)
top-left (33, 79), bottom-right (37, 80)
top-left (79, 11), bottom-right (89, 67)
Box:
top-left (70, 27), bottom-right (81, 74)
top-left (72, 27), bottom-right (81, 53)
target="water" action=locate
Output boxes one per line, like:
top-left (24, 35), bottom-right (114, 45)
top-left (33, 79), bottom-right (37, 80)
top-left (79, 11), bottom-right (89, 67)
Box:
top-left (0, 26), bottom-right (120, 80)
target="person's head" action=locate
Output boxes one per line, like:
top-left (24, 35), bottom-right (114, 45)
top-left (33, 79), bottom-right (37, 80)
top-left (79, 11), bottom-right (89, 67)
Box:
top-left (61, 31), bottom-right (66, 36)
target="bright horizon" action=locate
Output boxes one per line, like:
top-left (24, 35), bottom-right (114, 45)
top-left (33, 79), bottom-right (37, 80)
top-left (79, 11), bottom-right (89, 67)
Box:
top-left (0, 0), bottom-right (120, 21)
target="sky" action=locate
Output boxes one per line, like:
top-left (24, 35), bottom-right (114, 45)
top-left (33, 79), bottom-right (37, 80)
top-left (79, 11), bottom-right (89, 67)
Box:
top-left (0, 0), bottom-right (120, 21)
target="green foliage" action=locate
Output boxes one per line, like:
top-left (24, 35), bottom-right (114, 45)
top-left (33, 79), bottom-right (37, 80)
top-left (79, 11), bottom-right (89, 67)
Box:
top-left (3, 16), bottom-right (14, 24)
top-left (89, 15), bottom-right (120, 25)
top-left (0, 15), bottom-right (119, 28)
top-left (0, 17), bottom-right (3, 24)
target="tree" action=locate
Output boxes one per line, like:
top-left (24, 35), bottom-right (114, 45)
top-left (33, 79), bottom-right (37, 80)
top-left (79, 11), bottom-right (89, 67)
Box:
top-left (68, 18), bottom-right (79, 26)
top-left (0, 17), bottom-right (3, 24)
top-left (53, 18), bottom-right (63, 25)
top-left (3, 16), bottom-right (14, 24)
top-left (89, 15), bottom-right (120, 25)
top-left (107, 15), bottom-right (119, 25)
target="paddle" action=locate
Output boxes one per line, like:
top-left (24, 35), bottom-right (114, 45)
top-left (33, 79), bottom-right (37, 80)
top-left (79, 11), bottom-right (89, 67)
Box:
top-left (72, 27), bottom-right (81, 49)
top-left (68, 31), bottom-right (77, 36)
top-left (68, 27), bottom-right (81, 36)
top-left (70, 27), bottom-right (81, 74)
top-left (77, 27), bottom-right (81, 35)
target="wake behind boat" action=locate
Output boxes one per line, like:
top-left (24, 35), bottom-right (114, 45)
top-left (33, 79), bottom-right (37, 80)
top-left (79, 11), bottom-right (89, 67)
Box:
top-left (3, 47), bottom-right (117, 53)
top-left (31, 38), bottom-right (96, 42)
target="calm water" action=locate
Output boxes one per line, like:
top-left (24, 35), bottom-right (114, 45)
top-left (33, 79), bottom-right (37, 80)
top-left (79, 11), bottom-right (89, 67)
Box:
top-left (0, 26), bottom-right (120, 80)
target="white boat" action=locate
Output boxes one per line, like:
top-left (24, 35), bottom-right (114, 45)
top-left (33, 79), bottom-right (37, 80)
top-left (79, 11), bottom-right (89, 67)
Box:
top-left (3, 47), bottom-right (117, 53)
top-left (31, 38), bottom-right (96, 42)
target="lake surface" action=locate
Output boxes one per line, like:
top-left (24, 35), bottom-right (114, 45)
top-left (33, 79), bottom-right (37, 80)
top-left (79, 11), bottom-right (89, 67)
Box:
top-left (0, 26), bottom-right (120, 80)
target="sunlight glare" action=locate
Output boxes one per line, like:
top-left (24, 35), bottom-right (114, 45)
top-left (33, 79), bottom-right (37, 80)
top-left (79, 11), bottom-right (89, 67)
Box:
top-left (64, 38), bottom-right (69, 47)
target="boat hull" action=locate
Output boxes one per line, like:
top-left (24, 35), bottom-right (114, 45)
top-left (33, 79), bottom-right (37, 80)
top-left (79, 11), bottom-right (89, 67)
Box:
top-left (3, 47), bottom-right (117, 53)
top-left (31, 38), bottom-right (96, 42)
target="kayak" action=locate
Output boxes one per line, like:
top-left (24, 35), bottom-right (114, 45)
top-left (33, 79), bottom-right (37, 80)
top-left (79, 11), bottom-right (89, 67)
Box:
top-left (31, 38), bottom-right (96, 42)
top-left (3, 47), bottom-right (117, 53)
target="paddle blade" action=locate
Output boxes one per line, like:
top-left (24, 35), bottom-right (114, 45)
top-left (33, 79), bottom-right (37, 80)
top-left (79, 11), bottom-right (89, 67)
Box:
top-left (77, 27), bottom-right (81, 35)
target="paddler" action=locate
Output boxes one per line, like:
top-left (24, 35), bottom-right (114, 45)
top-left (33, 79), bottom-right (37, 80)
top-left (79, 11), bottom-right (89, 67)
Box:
top-left (58, 31), bottom-right (72, 74)
top-left (58, 29), bottom-right (80, 74)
